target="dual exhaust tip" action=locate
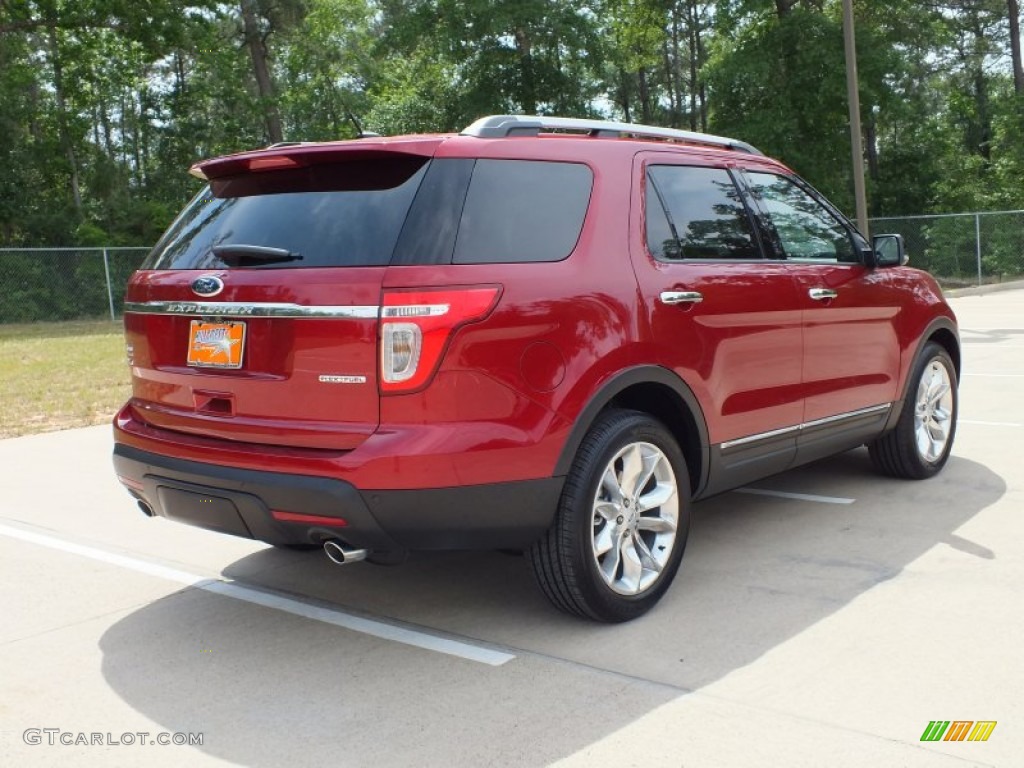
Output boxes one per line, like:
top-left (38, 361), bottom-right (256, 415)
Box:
top-left (323, 539), bottom-right (368, 565)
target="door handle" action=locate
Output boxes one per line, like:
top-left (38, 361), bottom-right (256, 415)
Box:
top-left (659, 291), bottom-right (704, 305)
top-left (808, 288), bottom-right (838, 301)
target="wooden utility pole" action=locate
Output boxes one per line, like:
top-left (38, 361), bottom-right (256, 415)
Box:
top-left (842, 0), bottom-right (869, 237)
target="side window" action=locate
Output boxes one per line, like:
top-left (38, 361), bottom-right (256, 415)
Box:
top-left (746, 172), bottom-right (856, 263)
top-left (645, 165), bottom-right (761, 260)
top-left (452, 160), bottom-right (592, 264)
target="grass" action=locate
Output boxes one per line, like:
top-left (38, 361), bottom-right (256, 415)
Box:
top-left (0, 320), bottom-right (131, 438)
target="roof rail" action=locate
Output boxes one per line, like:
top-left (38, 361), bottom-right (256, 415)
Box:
top-left (461, 115), bottom-right (763, 156)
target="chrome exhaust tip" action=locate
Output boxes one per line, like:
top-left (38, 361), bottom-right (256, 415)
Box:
top-left (323, 539), bottom-right (368, 565)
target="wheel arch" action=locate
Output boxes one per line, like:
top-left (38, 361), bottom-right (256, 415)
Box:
top-left (884, 316), bottom-right (960, 432)
top-left (554, 366), bottom-right (710, 498)
top-left (928, 325), bottom-right (961, 380)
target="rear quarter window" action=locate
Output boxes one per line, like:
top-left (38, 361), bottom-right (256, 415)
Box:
top-left (452, 160), bottom-right (593, 264)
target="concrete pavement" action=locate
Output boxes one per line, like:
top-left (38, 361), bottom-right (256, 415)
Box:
top-left (1, 289), bottom-right (1021, 766)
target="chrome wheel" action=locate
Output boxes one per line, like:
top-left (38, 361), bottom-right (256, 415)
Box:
top-left (590, 441), bottom-right (678, 596)
top-left (914, 359), bottom-right (954, 463)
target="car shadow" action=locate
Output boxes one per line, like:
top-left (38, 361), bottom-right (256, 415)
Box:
top-left (98, 448), bottom-right (1004, 766)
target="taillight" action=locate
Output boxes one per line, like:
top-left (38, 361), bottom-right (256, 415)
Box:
top-left (380, 286), bottom-right (501, 393)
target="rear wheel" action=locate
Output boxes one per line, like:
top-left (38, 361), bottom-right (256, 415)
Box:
top-left (869, 342), bottom-right (957, 479)
top-left (528, 409), bottom-right (690, 622)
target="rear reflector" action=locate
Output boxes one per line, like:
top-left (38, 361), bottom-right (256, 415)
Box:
top-left (117, 475), bottom-right (145, 492)
top-left (271, 510), bottom-right (348, 527)
top-left (380, 286), bottom-right (501, 393)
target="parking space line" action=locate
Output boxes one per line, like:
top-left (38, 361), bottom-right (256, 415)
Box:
top-left (962, 373), bottom-right (1024, 378)
top-left (732, 488), bottom-right (855, 504)
top-left (961, 343), bottom-right (1024, 348)
top-left (959, 328), bottom-right (1024, 332)
top-left (0, 523), bottom-right (515, 667)
top-left (959, 419), bottom-right (1022, 427)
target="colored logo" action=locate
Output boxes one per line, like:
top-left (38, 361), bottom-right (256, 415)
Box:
top-left (191, 275), bottom-right (224, 297)
top-left (920, 721), bottom-right (997, 742)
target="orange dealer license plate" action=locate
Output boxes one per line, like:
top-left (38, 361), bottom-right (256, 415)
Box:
top-left (187, 320), bottom-right (246, 369)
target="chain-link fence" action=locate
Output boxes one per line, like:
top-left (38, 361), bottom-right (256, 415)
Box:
top-left (0, 247), bottom-right (150, 323)
top-left (870, 210), bottom-right (1024, 288)
top-left (2, 212), bottom-right (1023, 322)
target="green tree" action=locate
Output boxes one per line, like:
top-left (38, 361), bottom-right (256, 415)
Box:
top-left (278, 0), bottom-right (376, 140)
top-left (373, 0), bottom-right (603, 131)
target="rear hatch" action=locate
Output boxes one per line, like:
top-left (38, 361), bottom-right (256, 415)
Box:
top-left (123, 141), bottom-right (442, 450)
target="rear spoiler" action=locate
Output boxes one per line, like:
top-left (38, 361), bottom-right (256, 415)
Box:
top-left (189, 137), bottom-right (448, 181)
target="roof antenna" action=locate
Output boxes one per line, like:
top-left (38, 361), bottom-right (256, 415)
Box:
top-left (344, 108), bottom-right (379, 139)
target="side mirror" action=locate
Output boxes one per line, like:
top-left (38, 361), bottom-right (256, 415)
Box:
top-left (872, 234), bottom-right (907, 267)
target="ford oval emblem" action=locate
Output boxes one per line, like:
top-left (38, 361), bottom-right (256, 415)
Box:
top-left (191, 275), bottom-right (224, 297)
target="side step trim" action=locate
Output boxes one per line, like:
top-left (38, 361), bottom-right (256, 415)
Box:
top-left (721, 403), bottom-right (892, 452)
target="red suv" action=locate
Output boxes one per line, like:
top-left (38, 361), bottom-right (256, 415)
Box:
top-left (113, 115), bottom-right (960, 621)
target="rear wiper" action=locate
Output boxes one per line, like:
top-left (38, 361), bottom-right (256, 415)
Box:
top-left (211, 244), bottom-right (303, 265)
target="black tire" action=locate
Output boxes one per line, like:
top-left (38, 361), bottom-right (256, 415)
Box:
top-left (528, 409), bottom-right (691, 622)
top-left (868, 342), bottom-right (958, 479)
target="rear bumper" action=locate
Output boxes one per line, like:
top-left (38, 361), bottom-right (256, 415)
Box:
top-left (113, 443), bottom-right (563, 554)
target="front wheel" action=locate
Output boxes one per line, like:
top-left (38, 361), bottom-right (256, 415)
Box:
top-left (528, 409), bottom-right (690, 622)
top-left (869, 341), bottom-right (958, 479)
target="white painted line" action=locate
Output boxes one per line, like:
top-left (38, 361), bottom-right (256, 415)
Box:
top-left (0, 523), bottom-right (515, 667)
top-left (733, 488), bottom-right (855, 505)
top-left (959, 419), bottom-right (1022, 427)
top-left (962, 344), bottom-right (1024, 349)
top-left (0, 526), bottom-right (207, 586)
top-left (196, 581), bottom-right (515, 666)
top-left (962, 373), bottom-right (1024, 378)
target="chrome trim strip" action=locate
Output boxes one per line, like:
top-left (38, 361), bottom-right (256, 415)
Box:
top-left (124, 301), bottom-right (380, 319)
top-left (801, 403), bottom-right (891, 431)
top-left (721, 404), bottom-right (892, 451)
top-left (382, 304), bottom-right (450, 318)
top-left (720, 424), bottom-right (800, 451)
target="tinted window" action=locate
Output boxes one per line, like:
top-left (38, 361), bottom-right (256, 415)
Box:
top-left (392, 159), bottom-right (475, 266)
top-left (452, 160), bottom-right (592, 264)
top-left (646, 166), bottom-right (760, 260)
top-left (746, 172), bottom-right (856, 263)
top-left (143, 157), bottom-right (429, 270)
